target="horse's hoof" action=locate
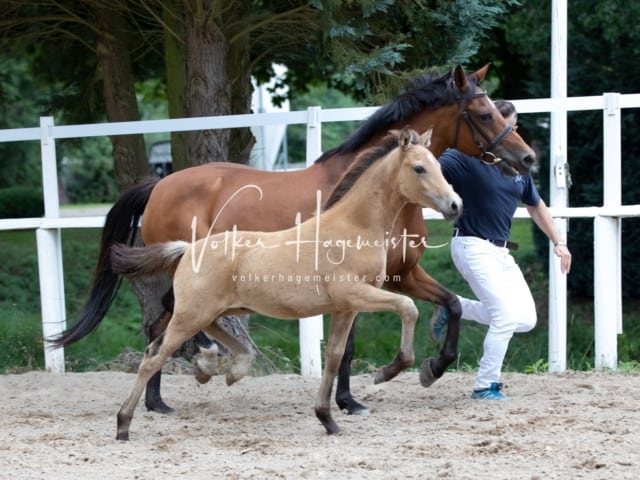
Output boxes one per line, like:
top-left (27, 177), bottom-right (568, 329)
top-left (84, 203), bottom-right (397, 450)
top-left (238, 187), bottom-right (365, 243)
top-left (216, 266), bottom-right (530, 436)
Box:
top-left (348, 405), bottom-right (370, 417)
top-left (337, 396), bottom-right (370, 416)
top-left (144, 397), bottom-right (176, 414)
top-left (193, 362), bottom-right (213, 385)
top-left (419, 358), bottom-right (439, 387)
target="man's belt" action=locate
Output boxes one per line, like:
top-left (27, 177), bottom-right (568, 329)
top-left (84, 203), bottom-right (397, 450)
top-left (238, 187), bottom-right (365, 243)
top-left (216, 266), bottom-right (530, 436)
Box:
top-left (453, 228), bottom-right (519, 251)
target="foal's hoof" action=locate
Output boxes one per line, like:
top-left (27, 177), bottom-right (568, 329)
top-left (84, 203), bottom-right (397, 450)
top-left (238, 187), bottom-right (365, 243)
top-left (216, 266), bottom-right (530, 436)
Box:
top-left (193, 362), bottom-right (214, 385)
top-left (193, 344), bottom-right (218, 384)
top-left (374, 368), bottom-right (390, 385)
top-left (316, 408), bottom-right (341, 434)
top-left (419, 358), bottom-right (439, 388)
top-left (225, 372), bottom-right (241, 386)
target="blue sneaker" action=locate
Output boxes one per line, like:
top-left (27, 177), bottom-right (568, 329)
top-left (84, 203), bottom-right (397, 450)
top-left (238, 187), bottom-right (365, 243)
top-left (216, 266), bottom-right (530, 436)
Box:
top-left (429, 306), bottom-right (448, 342)
top-left (471, 382), bottom-right (509, 400)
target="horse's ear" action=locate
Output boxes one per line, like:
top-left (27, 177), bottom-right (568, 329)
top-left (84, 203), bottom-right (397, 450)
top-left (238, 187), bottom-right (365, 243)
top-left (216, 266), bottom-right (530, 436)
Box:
top-left (399, 126), bottom-right (413, 150)
top-left (420, 128), bottom-right (433, 149)
top-left (473, 63), bottom-right (491, 83)
top-left (453, 65), bottom-right (468, 93)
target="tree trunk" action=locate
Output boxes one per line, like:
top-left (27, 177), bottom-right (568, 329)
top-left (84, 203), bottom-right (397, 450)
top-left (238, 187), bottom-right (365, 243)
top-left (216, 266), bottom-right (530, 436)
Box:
top-left (226, 2), bottom-right (255, 164)
top-left (184, 0), bottom-right (230, 163)
top-left (93, 7), bottom-right (149, 189)
top-left (163, 2), bottom-right (190, 172)
top-left (167, 0), bottom-right (253, 355)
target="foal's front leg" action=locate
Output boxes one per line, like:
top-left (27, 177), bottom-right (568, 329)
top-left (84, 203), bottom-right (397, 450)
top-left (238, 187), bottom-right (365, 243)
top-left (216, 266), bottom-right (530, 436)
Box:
top-left (315, 312), bottom-right (358, 434)
top-left (341, 285), bottom-right (419, 385)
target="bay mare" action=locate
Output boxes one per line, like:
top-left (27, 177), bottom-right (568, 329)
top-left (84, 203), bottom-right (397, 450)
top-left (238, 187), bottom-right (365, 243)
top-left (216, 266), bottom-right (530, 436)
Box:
top-left (49, 64), bottom-right (536, 415)
top-left (110, 127), bottom-right (462, 439)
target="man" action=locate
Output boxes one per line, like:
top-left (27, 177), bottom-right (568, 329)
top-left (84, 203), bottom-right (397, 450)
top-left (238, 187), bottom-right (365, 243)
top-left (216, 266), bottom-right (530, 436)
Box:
top-left (431, 100), bottom-right (572, 400)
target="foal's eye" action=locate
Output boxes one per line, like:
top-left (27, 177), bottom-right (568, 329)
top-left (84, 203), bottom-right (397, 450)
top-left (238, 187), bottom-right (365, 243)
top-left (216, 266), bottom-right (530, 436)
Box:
top-left (414, 165), bottom-right (426, 174)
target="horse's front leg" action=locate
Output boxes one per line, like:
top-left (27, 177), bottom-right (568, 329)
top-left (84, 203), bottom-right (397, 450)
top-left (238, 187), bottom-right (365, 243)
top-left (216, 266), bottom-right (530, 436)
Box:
top-left (395, 265), bottom-right (461, 387)
top-left (335, 318), bottom-right (370, 416)
top-left (315, 312), bottom-right (358, 434)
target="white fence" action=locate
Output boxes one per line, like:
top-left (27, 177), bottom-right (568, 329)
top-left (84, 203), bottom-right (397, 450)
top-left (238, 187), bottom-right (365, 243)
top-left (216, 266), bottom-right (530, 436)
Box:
top-left (1, 95), bottom-right (639, 375)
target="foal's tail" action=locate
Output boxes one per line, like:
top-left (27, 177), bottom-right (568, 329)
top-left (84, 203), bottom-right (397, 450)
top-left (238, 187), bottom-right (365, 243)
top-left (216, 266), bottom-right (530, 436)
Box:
top-left (48, 178), bottom-right (159, 348)
top-left (110, 241), bottom-right (188, 279)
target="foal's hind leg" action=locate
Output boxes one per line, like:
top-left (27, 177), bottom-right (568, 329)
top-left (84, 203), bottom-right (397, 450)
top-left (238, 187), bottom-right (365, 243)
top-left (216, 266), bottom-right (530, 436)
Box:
top-left (202, 321), bottom-right (254, 386)
top-left (117, 315), bottom-right (202, 441)
top-left (144, 288), bottom-right (217, 411)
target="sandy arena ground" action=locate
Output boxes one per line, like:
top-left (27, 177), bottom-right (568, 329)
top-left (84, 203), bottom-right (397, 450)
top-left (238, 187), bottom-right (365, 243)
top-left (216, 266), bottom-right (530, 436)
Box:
top-left (1, 369), bottom-right (639, 479)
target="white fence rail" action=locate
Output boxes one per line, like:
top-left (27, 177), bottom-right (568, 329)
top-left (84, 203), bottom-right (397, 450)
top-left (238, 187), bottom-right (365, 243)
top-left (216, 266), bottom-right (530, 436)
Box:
top-left (1, 94), bottom-right (639, 374)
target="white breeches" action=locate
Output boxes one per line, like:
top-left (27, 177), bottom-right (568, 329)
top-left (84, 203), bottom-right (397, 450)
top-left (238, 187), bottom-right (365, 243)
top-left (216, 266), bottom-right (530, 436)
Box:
top-left (451, 236), bottom-right (537, 390)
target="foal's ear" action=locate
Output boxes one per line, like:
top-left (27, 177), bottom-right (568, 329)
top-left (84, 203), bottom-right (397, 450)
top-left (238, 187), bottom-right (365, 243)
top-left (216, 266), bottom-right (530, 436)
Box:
top-left (419, 128), bottom-right (433, 148)
top-left (399, 125), bottom-right (413, 150)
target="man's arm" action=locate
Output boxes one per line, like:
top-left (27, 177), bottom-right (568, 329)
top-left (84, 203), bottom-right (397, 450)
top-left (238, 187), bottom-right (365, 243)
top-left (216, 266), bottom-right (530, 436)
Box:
top-left (526, 199), bottom-right (572, 274)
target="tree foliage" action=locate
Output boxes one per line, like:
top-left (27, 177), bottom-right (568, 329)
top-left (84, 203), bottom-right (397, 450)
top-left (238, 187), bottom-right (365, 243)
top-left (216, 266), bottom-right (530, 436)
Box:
top-left (476, 0), bottom-right (640, 297)
top-left (0, 0), bottom-right (519, 186)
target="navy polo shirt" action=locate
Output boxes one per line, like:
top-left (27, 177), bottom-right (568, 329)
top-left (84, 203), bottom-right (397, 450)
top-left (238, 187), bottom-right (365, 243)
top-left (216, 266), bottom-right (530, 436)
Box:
top-left (439, 149), bottom-right (541, 242)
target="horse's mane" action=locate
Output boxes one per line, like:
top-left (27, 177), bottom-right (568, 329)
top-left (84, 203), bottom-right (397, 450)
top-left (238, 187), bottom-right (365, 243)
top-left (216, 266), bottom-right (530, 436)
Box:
top-left (323, 134), bottom-right (403, 211)
top-left (316, 69), bottom-right (456, 163)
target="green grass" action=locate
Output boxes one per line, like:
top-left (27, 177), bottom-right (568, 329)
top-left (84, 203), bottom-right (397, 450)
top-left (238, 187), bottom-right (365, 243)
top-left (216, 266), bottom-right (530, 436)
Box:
top-left (2, 220), bottom-right (640, 374)
top-left (0, 228), bottom-right (144, 372)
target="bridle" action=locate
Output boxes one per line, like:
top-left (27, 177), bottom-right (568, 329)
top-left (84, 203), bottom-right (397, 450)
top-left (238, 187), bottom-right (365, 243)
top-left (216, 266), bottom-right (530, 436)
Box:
top-left (450, 80), bottom-right (513, 165)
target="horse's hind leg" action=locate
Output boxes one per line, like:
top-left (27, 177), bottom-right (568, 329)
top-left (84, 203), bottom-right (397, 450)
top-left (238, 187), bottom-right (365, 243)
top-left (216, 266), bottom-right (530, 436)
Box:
top-left (144, 293), bottom-right (174, 413)
top-left (335, 319), bottom-right (369, 416)
top-left (202, 321), bottom-right (254, 386)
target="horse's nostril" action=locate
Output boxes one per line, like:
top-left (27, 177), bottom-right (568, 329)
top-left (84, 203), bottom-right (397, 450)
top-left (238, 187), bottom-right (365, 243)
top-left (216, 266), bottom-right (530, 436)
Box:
top-left (524, 154), bottom-right (536, 167)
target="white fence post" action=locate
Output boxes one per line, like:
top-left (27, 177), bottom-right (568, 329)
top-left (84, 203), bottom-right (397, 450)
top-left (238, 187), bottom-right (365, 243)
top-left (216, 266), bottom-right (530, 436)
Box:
top-left (548, 0), bottom-right (568, 372)
top-left (594, 93), bottom-right (623, 370)
top-left (37, 117), bottom-right (66, 373)
top-left (298, 106), bottom-right (324, 377)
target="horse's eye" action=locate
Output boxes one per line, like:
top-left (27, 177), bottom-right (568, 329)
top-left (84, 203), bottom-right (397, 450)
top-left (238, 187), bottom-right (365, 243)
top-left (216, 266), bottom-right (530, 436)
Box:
top-left (414, 165), bottom-right (426, 174)
top-left (480, 113), bottom-right (492, 121)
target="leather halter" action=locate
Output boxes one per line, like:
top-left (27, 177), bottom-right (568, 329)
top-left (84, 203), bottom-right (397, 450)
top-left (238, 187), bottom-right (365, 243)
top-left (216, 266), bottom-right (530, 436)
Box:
top-left (450, 81), bottom-right (513, 165)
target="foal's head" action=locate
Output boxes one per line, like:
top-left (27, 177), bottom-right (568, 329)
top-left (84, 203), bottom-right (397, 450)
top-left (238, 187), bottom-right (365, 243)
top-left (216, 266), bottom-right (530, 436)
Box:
top-left (395, 126), bottom-right (462, 221)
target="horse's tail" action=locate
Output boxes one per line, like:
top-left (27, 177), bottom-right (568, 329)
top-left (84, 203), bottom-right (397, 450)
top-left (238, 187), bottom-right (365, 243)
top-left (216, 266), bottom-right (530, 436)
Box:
top-left (48, 177), bottom-right (159, 347)
top-left (110, 241), bottom-right (188, 279)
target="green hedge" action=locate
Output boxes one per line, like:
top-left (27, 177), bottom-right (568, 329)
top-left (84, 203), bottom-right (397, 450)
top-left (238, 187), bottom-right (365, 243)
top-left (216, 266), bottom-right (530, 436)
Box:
top-left (0, 187), bottom-right (44, 218)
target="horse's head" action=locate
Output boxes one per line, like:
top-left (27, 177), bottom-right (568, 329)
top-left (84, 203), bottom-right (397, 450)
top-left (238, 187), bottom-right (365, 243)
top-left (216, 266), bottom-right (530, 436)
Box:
top-left (448, 64), bottom-right (536, 176)
top-left (396, 126), bottom-right (462, 221)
